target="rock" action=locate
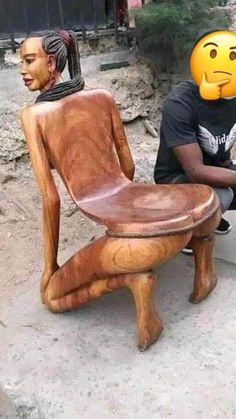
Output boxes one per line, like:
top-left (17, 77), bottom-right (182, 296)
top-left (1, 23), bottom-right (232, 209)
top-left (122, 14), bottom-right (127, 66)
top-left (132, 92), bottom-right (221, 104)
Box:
top-left (120, 108), bottom-right (142, 123)
top-left (0, 167), bottom-right (14, 184)
top-left (0, 205), bottom-right (5, 215)
top-left (144, 119), bottom-right (158, 138)
top-left (0, 169), bottom-right (15, 185)
top-left (121, 107), bottom-right (148, 123)
top-left (140, 86), bottom-right (154, 99)
top-left (0, 62), bottom-right (19, 70)
top-left (152, 79), bottom-right (159, 89)
top-left (104, 61), bottom-right (158, 117)
top-left (64, 203), bottom-right (79, 217)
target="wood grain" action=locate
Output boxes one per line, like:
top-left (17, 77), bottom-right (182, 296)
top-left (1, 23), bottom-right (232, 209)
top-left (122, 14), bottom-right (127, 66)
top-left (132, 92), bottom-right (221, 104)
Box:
top-left (21, 89), bottom-right (221, 350)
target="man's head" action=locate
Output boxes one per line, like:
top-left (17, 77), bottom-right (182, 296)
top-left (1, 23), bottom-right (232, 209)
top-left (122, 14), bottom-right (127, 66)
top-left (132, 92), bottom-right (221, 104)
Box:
top-left (190, 30), bottom-right (236, 98)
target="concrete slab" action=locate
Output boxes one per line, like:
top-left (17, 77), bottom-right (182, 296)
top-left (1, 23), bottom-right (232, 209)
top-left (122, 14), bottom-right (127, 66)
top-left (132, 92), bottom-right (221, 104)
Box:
top-left (215, 210), bottom-right (236, 265)
top-left (0, 387), bottom-right (17, 418)
top-left (1, 247), bottom-right (236, 418)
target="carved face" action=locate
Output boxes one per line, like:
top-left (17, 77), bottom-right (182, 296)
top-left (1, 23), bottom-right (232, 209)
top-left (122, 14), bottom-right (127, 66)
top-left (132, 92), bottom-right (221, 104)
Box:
top-left (20, 37), bottom-right (55, 91)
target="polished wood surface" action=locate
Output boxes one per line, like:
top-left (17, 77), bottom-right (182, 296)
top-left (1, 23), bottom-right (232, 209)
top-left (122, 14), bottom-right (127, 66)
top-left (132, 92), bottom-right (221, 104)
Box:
top-left (21, 89), bottom-right (221, 350)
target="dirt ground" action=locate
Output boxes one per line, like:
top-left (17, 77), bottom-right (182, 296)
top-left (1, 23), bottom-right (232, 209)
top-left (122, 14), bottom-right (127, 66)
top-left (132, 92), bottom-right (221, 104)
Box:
top-left (0, 52), bottom-right (163, 304)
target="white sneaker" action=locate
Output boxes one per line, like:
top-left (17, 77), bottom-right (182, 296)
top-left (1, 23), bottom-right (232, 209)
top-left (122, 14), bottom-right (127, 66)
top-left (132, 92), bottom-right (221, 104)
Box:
top-left (182, 245), bottom-right (193, 255)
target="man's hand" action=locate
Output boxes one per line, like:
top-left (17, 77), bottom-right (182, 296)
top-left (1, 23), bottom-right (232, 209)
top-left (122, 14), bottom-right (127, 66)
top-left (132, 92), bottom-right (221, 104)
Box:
top-left (199, 72), bottom-right (230, 100)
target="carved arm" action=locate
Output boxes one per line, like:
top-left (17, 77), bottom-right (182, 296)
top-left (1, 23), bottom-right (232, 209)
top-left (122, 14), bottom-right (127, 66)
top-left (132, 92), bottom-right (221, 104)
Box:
top-left (21, 108), bottom-right (60, 281)
top-left (110, 98), bottom-right (135, 181)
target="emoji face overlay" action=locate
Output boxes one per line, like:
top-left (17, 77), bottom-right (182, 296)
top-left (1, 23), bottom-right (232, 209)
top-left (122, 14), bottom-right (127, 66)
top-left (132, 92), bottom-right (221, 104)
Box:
top-left (190, 31), bottom-right (236, 100)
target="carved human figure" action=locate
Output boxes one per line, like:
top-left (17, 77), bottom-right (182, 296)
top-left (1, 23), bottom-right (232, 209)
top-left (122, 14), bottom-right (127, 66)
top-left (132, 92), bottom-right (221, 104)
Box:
top-left (20, 31), bottom-right (221, 351)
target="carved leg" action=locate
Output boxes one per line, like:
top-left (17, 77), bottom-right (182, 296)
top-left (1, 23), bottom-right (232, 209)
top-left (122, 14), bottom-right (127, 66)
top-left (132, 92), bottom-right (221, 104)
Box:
top-left (41, 233), bottom-right (191, 350)
top-left (43, 233), bottom-right (192, 312)
top-left (189, 234), bottom-right (217, 304)
top-left (45, 275), bottom-right (127, 313)
top-left (125, 273), bottom-right (163, 351)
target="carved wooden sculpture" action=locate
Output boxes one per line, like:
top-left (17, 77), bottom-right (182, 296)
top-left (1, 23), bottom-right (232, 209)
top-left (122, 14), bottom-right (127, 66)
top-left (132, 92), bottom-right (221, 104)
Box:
top-left (20, 32), bottom-right (221, 351)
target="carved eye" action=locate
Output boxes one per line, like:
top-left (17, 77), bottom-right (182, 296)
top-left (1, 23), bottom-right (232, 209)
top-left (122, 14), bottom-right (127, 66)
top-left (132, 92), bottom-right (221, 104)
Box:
top-left (230, 51), bottom-right (236, 60)
top-left (210, 49), bottom-right (217, 58)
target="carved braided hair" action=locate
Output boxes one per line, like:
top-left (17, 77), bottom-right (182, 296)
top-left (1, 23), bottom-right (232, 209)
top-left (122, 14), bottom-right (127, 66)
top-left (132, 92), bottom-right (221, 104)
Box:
top-left (35, 30), bottom-right (84, 103)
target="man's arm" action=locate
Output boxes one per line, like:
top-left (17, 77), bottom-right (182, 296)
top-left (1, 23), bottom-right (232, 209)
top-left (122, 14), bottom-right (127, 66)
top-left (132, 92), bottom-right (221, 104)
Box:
top-left (21, 107), bottom-right (60, 295)
top-left (174, 142), bottom-right (236, 188)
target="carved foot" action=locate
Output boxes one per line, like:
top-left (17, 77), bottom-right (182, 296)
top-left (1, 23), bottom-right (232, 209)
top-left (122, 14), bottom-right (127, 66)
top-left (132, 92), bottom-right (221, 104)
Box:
top-left (137, 307), bottom-right (164, 352)
top-left (189, 270), bottom-right (217, 304)
top-left (189, 234), bottom-right (218, 304)
top-left (125, 273), bottom-right (163, 351)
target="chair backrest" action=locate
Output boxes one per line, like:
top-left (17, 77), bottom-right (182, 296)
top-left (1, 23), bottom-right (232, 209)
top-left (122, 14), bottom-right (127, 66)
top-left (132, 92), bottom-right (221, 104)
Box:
top-left (33, 89), bottom-right (131, 202)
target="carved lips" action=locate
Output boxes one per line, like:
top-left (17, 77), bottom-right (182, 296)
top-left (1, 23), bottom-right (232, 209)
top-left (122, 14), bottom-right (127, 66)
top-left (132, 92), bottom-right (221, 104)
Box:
top-left (23, 78), bottom-right (33, 87)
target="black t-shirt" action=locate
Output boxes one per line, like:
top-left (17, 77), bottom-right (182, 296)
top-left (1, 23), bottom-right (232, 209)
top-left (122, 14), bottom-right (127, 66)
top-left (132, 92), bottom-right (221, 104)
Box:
top-left (154, 81), bottom-right (236, 182)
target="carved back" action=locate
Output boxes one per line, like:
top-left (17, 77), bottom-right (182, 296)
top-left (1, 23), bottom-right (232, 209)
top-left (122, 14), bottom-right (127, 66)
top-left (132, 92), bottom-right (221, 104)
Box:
top-left (36, 89), bottom-right (130, 202)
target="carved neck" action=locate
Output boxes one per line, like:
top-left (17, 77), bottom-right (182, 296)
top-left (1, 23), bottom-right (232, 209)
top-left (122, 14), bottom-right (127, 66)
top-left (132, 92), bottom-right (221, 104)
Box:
top-left (40, 73), bottom-right (63, 93)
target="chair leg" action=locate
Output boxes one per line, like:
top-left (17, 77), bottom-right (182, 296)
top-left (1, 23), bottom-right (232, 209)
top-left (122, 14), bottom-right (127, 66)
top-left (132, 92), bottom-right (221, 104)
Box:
top-left (189, 234), bottom-right (217, 304)
top-left (125, 272), bottom-right (164, 351)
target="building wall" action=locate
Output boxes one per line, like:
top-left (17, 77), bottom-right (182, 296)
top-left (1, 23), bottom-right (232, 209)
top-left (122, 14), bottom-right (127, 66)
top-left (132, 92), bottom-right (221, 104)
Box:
top-left (127, 0), bottom-right (142, 9)
top-left (0, 0), bottom-right (116, 37)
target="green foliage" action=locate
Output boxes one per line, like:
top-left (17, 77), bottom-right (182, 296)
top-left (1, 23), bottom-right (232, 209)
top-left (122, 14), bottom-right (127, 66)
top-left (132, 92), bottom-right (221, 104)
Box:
top-left (135, 0), bottom-right (229, 74)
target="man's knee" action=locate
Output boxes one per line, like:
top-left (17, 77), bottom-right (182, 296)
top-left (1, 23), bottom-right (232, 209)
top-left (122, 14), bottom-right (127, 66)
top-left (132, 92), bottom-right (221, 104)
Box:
top-left (214, 187), bottom-right (234, 213)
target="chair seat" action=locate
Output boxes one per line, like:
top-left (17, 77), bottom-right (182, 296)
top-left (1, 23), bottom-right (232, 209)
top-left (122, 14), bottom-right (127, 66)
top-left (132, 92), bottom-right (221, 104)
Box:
top-left (78, 183), bottom-right (219, 237)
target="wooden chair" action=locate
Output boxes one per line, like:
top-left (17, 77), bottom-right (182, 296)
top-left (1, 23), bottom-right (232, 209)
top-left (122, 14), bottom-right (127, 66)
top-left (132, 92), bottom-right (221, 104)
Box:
top-left (21, 89), bottom-right (221, 351)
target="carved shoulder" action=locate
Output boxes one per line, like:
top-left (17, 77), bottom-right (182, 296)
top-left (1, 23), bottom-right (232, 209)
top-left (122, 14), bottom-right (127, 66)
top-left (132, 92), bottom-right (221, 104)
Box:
top-left (20, 103), bottom-right (45, 124)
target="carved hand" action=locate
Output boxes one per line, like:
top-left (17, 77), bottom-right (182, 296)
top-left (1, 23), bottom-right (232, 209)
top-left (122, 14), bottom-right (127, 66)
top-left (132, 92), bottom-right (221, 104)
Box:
top-left (40, 263), bottom-right (59, 304)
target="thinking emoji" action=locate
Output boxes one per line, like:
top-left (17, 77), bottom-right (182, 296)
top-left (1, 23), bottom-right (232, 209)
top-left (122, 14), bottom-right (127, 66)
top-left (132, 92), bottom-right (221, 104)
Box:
top-left (190, 30), bottom-right (236, 100)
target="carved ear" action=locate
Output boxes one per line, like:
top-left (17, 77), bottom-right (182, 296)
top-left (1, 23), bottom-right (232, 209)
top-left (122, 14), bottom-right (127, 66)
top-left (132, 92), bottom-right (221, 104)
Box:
top-left (47, 55), bottom-right (56, 73)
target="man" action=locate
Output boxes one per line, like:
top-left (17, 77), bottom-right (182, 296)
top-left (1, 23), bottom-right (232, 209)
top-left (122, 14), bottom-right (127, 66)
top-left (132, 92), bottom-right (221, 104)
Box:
top-left (154, 30), bottom-right (236, 252)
